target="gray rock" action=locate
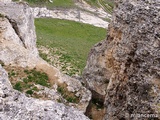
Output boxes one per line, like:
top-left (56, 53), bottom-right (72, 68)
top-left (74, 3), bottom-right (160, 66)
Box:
top-left (0, 1), bottom-right (91, 113)
top-left (0, 65), bottom-right (89, 120)
top-left (0, 2), bottom-right (39, 67)
top-left (82, 40), bottom-right (110, 100)
top-left (35, 63), bottom-right (91, 113)
top-left (0, 0), bottom-right (11, 2)
top-left (84, 0), bottom-right (160, 119)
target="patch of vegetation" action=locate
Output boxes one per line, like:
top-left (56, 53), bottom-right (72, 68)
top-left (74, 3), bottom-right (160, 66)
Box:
top-left (4, 66), bottom-right (49, 98)
top-left (99, 0), bottom-right (114, 14)
top-left (84, 0), bottom-right (99, 7)
top-left (13, 0), bottom-right (74, 8)
top-left (26, 89), bottom-right (34, 95)
top-left (39, 52), bottom-right (51, 63)
top-left (13, 81), bottom-right (23, 91)
top-left (8, 69), bottom-right (16, 78)
top-left (14, 68), bottom-right (50, 95)
top-left (57, 85), bottom-right (79, 103)
top-left (23, 69), bottom-right (50, 87)
top-left (84, 0), bottom-right (114, 14)
top-left (32, 86), bottom-right (39, 91)
top-left (35, 18), bottom-right (106, 76)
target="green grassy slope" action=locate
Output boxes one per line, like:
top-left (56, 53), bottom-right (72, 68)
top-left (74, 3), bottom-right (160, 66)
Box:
top-left (84, 0), bottom-right (114, 13)
top-left (35, 18), bottom-right (106, 75)
top-left (13, 0), bottom-right (75, 8)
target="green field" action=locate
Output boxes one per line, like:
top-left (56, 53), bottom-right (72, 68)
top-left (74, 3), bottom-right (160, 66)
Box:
top-left (13, 0), bottom-right (74, 8)
top-left (35, 18), bottom-right (106, 75)
top-left (84, 0), bottom-right (114, 13)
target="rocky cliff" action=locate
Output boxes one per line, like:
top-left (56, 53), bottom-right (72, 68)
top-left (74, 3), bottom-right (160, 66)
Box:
top-left (83, 0), bottom-right (160, 119)
top-left (0, 1), bottom-right (91, 119)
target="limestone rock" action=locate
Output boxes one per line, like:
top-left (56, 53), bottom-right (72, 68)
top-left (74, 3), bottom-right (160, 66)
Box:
top-left (82, 40), bottom-right (110, 100)
top-left (0, 2), bottom-right (39, 67)
top-left (35, 62), bottom-right (91, 112)
top-left (84, 0), bottom-right (160, 119)
top-left (60, 74), bottom-right (91, 112)
top-left (0, 65), bottom-right (89, 120)
top-left (0, 0), bottom-right (11, 2)
top-left (0, 1), bottom-right (91, 113)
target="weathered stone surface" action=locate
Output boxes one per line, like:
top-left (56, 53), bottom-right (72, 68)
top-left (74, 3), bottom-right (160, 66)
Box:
top-left (82, 40), bottom-right (110, 100)
top-left (0, 0), bottom-right (11, 2)
top-left (0, 2), bottom-right (39, 67)
top-left (104, 1), bottom-right (160, 119)
top-left (35, 62), bottom-right (91, 112)
top-left (0, 1), bottom-right (91, 113)
top-left (0, 65), bottom-right (89, 120)
top-left (84, 0), bottom-right (160, 119)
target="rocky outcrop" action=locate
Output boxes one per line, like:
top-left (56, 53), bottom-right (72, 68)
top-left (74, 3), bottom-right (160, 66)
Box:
top-left (0, 65), bottom-right (89, 120)
top-left (0, 1), bottom-right (91, 114)
top-left (0, 2), bottom-right (39, 67)
top-left (83, 0), bottom-right (160, 119)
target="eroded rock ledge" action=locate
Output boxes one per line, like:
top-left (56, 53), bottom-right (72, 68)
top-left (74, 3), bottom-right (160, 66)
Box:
top-left (0, 65), bottom-right (89, 120)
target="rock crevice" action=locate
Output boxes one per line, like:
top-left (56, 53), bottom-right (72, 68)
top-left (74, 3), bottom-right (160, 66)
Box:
top-left (6, 16), bottom-right (27, 48)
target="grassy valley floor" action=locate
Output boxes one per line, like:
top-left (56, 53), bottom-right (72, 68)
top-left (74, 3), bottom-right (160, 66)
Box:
top-left (35, 18), bottom-right (106, 76)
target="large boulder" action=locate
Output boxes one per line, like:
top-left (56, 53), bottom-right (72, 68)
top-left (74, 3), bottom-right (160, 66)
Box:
top-left (104, 0), bottom-right (160, 119)
top-left (0, 2), bottom-right (39, 67)
top-left (83, 0), bottom-right (160, 119)
top-left (0, 65), bottom-right (89, 120)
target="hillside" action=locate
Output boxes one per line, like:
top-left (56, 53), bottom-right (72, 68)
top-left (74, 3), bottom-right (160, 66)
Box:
top-left (35, 18), bottom-right (106, 76)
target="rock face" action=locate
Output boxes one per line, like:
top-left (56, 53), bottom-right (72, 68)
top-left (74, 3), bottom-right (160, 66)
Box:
top-left (0, 1), bottom-right (91, 114)
top-left (0, 65), bottom-right (89, 120)
top-left (0, 0), bottom-right (11, 2)
top-left (83, 0), bottom-right (160, 119)
top-left (83, 40), bottom-right (110, 100)
top-left (0, 2), bottom-right (39, 67)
